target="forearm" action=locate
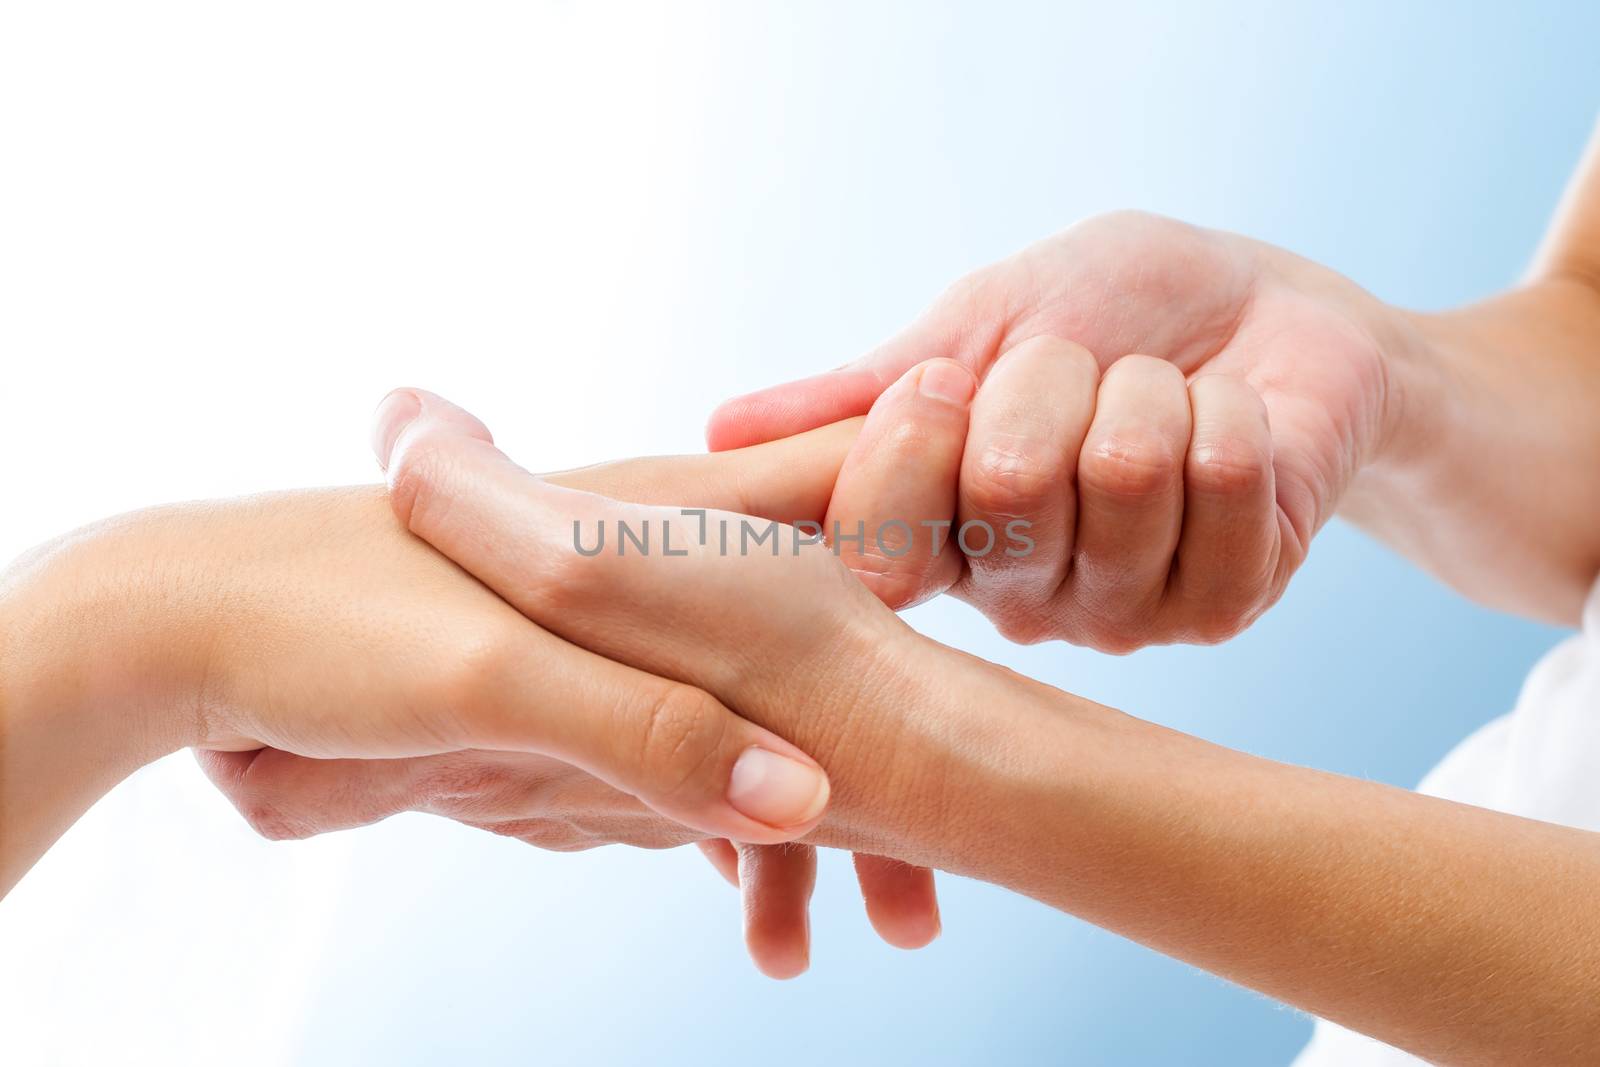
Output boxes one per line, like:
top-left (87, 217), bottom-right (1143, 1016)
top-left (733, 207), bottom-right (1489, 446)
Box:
top-left (0, 530), bottom-right (198, 896)
top-left (894, 648), bottom-right (1600, 1065)
top-left (1340, 277), bottom-right (1600, 622)
top-left (1342, 124), bottom-right (1600, 624)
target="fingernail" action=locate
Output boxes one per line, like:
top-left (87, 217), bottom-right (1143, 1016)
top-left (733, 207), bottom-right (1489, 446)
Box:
top-left (727, 747), bottom-right (830, 828)
top-left (370, 389), bottom-right (422, 468)
top-left (917, 361), bottom-right (975, 406)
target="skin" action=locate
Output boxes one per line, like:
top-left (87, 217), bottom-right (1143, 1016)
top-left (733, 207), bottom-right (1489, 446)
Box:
top-left (0, 420), bottom-right (920, 978)
top-left (368, 387), bottom-right (1600, 1066)
top-left (2, 230), bottom-right (1599, 1057)
top-left (0, 484), bottom-right (846, 880)
top-left (0, 119), bottom-right (1595, 1067)
top-left (698, 119), bottom-right (1600, 985)
top-left (708, 120), bottom-right (1600, 640)
top-left (707, 209), bottom-right (1396, 650)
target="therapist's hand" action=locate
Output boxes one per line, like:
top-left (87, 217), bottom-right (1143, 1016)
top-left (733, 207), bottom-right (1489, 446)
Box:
top-left (708, 211), bottom-right (1414, 650)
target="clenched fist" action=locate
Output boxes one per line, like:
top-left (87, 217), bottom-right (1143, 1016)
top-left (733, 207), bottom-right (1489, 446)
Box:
top-left (710, 211), bottom-right (1409, 651)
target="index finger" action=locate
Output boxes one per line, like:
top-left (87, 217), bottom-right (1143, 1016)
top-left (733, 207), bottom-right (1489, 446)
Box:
top-left (705, 282), bottom-right (999, 451)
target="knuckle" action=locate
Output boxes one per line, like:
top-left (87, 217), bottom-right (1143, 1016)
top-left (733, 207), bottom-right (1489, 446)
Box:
top-left (1179, 582), bottom-right (1275, 645)
top-left (531, 517), bottom-right (633, 617)
top-left (1071, 602), bottom-right (1156, 655)
top-left (1110, 352), bottom-right (1186, 387)
top-left (226, 757), bottom-right (315, 841)
top-left (235, 792), bottom-right (312, 842)
top-left (1187, 438), bottom-right (1271, 497)
top-left (1187, 611), bottom-right (1247, 646)
top-left (524, 552), bottom-right (586, 618)
top-left (432, 626), bottom-right (525, 739)
top-left (632, 683), bottom-right (727, 798)
top-left (991, 608), bottom-right (1057, 646)
top-left (965, 442), bottom-right (1063, 518)
top-left (1079, 434), bottom-right (1181, 500)
top-left (874, 417), bottom-right (940, 463)
top-left (447, 628), bottom-right (516, 696)
top-left (852, 561), bottom-right (937, 612)
top-left (1082, 627), bottom-right (1145, 656)
top-left (386, 433), bottom-right (461, 535)
top-left (1007, 333), bottom-right (1098, 371)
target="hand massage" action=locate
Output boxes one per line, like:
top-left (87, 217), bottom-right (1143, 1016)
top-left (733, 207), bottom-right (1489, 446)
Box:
top-left (4, 119), bottom-right (1600, 1067)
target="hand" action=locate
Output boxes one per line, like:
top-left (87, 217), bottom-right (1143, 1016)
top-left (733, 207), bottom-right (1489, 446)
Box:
top-left (192, 422), bottom-right (940, 974)
top-left (366, 392), bottom-right (985, 970)
top-left (275, 387), bottom-right (1600, 1066)
top-left (532, 420), bottom-right (944, 962)
top-left (707, 211), bottom-right (1414, 650)
top-left (1, 486), bottom-right (835, 898)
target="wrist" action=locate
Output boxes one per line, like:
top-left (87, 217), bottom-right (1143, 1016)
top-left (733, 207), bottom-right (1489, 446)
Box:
top-left (807, 627), bottom-right (1095, 877)
top-left (1337, 293), bottom-right (1444, 510)
top-left (1339, 278), bottom-right (1600, 620)
top-left (1349, 276), bottom-right (1600, 497)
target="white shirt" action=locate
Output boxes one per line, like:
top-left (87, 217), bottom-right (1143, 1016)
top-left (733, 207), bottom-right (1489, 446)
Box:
top-left (1293, 574), bottom-right (1600, 1065)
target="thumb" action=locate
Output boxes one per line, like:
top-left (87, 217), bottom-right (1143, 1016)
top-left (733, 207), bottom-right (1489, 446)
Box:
top-left (371, 387), bottom-right (492, 470)
top-left (705, 292), bottom-right (994, 452)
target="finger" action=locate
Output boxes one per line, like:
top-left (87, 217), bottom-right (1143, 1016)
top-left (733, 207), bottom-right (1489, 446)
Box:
top-left (853, 854), bottom-right (941, 950)
top-left (1068, 355), bottom-right (1190, 651)
top-left (451, 753), bottom-right (702, 852)
top-left (477, 626), bottom-right (831, 843)
top-left (704, 277), bottom-right (1002, 451)
top-left (1164, 375), bottom-right (1281, 642)
top-left (697, 839), bottom-right (741, 888)
top-left (194, 747), bottom-right (423, 840)
top-left (374, 389), bottom-right (896, 745)
top-left (206, 745), bottom-right (709, 852)
top-left (207, 619), bottom-right (829, 848)
top-left (954, 336), bottom-right (1098, 630)
top-left (823, 359), bottom-right (975, 609)
top-left (545, 416), bottom-right (864, 528)
top-left (738, 843), bottom-right (817, 980)
top-left (371, 387), bottom-right (492, 471)
top-left (705, 367), bottom-right (893, 453)
top-left (373, 391), bottom-right (842, 839)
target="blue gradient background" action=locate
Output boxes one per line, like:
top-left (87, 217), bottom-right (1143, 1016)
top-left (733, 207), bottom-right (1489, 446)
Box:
top-left (5, 2), bottom-right (1590, 1064)
top-left (276, 4), bottom-right (1597, 1064)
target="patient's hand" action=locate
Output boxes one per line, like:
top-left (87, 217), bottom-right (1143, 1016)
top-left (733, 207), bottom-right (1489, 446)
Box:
top-left (190, 417), bottom-right (936, 977)
top-left (358, 392), bottom-right (1000, 974)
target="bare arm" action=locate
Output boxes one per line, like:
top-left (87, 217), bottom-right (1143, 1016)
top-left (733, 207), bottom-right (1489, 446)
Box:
top-left (709, 119), bottom-right (1600, 638)
top-left (1345, 119), bottom-right (1600, 622)
top-left (389, 392), bottom-right (1600, 1066)
top-left (910, 661), bottom-right (1600, 1066)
